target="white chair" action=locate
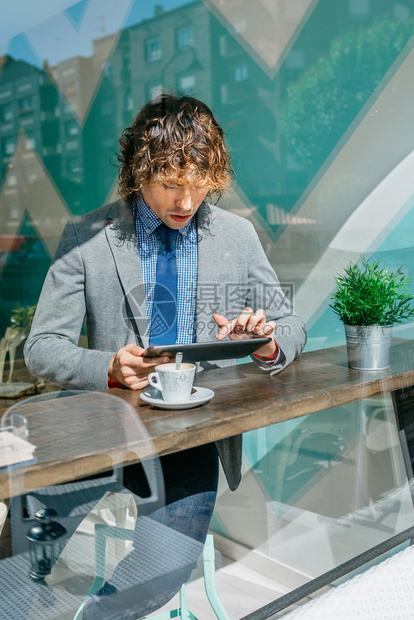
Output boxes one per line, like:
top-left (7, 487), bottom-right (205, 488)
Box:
top-left (1, 390), bottom-right (229, 620)
top-left (2, 390), bottom-right (164, 553)
top-left (74, 528), bottom-right (229, 620)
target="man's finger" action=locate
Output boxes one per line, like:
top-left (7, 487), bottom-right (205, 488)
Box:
top-left (213, 313), bottom-right (228, 328)
top-left (213, 313), bottom-right (232, 339)
top-left (121, 350), bottom-right (168, 368)
top-left (247, 309), bottom-right (266, 332)
top-left (127, 376), bottom-right (149, 390)
top-left (124, 344), bottom-right (145, 356)
top-left (235, 307), bottom-right (254, 331)
top-left (258, 321), bottom-right (276, 337)
top-left (216, 317), bottom-right (238, 339)
top-left (251, 316), bottom-right (266, 334)
top-left (140, 355), bottom-right (171, 367)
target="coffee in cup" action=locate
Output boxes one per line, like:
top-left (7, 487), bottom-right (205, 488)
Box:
top-left (147, 363), bottom-right (196, 403)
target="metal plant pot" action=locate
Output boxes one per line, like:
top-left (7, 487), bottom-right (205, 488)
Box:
top-left (344, 324), bottom-right (392, 370)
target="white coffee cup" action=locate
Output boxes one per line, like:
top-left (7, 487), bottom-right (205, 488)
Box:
top-left (147, 363), bottom-right (196, 403)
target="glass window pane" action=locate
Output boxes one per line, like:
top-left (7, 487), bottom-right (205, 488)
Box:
top-left (177, 72), bottom-right (195, 94)
top-left (285, 49), bottom-right (306, 70)
top-left (349, 0), bottom-right (370, 18)
top-left (176, 25), bottom-right (194, 50)
top-left (1, 104), bottom-right (13, 122)
top-left (146, 81), bottom-right (163, 101)
top-left (1, 3), bottom-right (414, 617)
top-left (145, 36), bottom-right (162, 62)
top-left (3, 136), bottom-right (15, 155)
top-left (25, 132), bottom-right (36, 150)
top-left (234, 64), bottom-right (248, 82)
top-left (18, 96), bottom-right (33, 112)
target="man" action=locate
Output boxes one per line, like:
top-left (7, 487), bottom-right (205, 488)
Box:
top-left (24, 94), bottom-right (306, 614)
top-left (25, 93), bottom-right (305, 491)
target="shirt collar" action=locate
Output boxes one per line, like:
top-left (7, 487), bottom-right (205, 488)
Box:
top-left (133, 194), bottom-right (195, 237)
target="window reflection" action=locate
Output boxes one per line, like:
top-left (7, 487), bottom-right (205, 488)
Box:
top-left (176, 24), bottom-right (194, 50)
top-left (0, 2), bottom-right (414, 614)
top-left (145, 36), bottom-right (162, 62)
top-left (0, 0), bottom-right (413, 339)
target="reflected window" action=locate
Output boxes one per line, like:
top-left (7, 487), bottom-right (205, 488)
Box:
top-left (285, 49), bottom-right (305, 70)
top-left (7, 174), bottom-right (17, 187)
top-left (65, 140), bottom-right (79, 151)
top-left (17, 81), bottom-right (32, 93)
top-left (1, 104), bottom-right (13, 123)
top-left (18, 96), bottom-right (33, 113)
top-left (176, 25), bottom-right (194, 50)
top-left (20, 115), bottom-right (34, 128)
top-left (67, 158), bottom-right (83, 179)
top-left (61, 67), bottom-right (75, 78)
top-left (123, 51), bottom-right (131, 70)
top-left (349, 0), bottom-right (370, 19)
top-left (146, 80), bottom-right (163, 101)
top-left (68, 158), bottom-right (82, 172)
top-left (124, 92), bottom-right (134, 111)
top-left (233, 19), bottom-right (247, 33)
top-left (234, 64), bottom-right (248, 82)
top-left (62, 101), bottom-right (72, 115)
top-left (25, 132), bottom-right (36, 151)
top-left (145, 36), bottom-right (162, 62)
top-left (177, 72), bottom-right (195, 94)
top-left (26, 168), bottom-right (38, 183)
top-left (65, 121), bottom-right (79, 137)
top-left (219, 34), bottom-right (240, 57)
top-left (3, 136), bottom-right (15, 156)
top-left (8, 204), bottom-right (19, 220)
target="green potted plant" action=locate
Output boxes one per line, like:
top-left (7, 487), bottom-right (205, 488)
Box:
top-left (330, 260), bottom-right (414, 370)
top-left (10, 304), bottom-right (37, 336)
top-left (0, 304), bottom-right (37, 385)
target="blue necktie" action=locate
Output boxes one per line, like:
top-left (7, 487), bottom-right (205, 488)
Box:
top-left (149, 224), bottom-right (178, 345)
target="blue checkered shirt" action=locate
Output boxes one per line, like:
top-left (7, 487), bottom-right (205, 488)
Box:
top-left (132, 195), bottom-right (197, 344)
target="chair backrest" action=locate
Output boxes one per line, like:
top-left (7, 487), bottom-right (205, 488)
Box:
top-left (2, 389), bottom-right (165, 520)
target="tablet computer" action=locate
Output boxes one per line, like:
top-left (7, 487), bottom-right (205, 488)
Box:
top-left (143, 337), bottom-right (272, 363)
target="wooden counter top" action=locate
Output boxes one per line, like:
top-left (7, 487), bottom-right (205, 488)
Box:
top-left (1, 340), bottom-right (413, 499)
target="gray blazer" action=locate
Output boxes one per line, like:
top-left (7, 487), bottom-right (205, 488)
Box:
top-left (25, 200), bottom-right (306, 490)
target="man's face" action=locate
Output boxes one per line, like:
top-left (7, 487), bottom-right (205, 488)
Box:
top-left (141, 180), bottom-right (209, 229)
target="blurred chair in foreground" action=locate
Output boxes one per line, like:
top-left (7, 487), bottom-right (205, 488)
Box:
top-left (0, 390), bottom-right (228, 619)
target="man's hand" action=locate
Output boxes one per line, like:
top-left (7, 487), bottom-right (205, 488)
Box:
top-left (108, 344), bottom-right (170, 390)
top-left (214, 308), bottom-right (277, 357)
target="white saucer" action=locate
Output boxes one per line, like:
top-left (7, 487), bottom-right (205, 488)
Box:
top-left (140, 386), bottom-right (214, 410)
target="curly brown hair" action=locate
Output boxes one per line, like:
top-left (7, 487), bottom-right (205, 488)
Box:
top-left (117, 94), bottom-right (233, 203)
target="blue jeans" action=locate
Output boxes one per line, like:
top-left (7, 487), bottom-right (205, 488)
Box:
top-left (82, 443), bottom-right (219, 619)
